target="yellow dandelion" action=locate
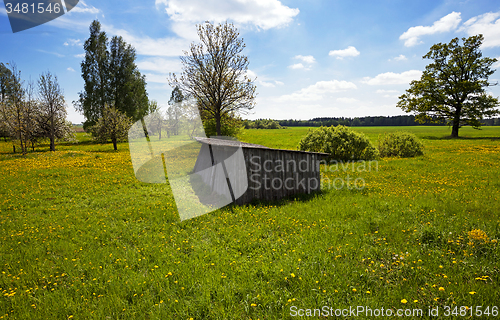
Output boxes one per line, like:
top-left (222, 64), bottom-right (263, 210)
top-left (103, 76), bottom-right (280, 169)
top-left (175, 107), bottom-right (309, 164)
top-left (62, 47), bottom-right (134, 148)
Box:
top-left (401, 299), bottom-right (407, 304)
top-left (439, 287), bottom-right (445, 291)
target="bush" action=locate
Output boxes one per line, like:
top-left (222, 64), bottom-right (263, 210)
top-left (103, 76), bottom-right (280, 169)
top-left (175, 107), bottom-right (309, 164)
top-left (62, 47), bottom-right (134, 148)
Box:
top-left (378, 131), bottom-right (424, 157)
top-left (244, 119), bottom-right (284, 129)
top-left (202, 113), bottom-right (243, 138)
top-left (298, 125), bottom-right (379, 160)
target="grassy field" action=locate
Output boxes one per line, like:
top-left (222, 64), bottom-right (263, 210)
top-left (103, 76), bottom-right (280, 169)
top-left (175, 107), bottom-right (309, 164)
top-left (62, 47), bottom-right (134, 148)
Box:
top-left (0, 126), bottom-right (499, 319)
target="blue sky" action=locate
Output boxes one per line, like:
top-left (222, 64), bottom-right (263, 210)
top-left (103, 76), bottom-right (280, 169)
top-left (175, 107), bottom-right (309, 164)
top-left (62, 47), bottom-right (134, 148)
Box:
top-left (1, 0), bottom-right (500, 123)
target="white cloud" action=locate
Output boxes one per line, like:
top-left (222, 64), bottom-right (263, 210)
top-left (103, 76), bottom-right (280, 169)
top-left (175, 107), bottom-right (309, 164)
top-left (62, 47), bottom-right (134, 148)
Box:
top-left (376, 89), bottom-right (399, 94)
top-left (246, 70), bottom-right (257, 79)
top-left (336, 97), bottom-right (358, 104)
top-left (68, 0), bottom-right (100, 14)
top-left (289, 55), bottom-right (315, 70)
top-left (137, 57), bottom-right (182, 74)
top-left (64, 39), bottom-right (82, 46)
top-left (328, 46), bottom-right (360, 59)
top-left (260, 81), bottom-right (276, 88)
top-left (37, 49), bottom-right (65, 58)
top-left (399, 12), bottom-right (461, 47)
top-left (246, 69), bottom-right (283, 88)
top-left (294, 55), bottom-right (315, 64)
top-left (46, 17), bottom-right (93, 32)
top-left (277, 80), bottom-right (357, 102)
top-left (144, 73), bottom-right (170, 84)
top-left (389, 54), bottom-right (407, 62)
top-left (288, 63), bottom-right (305, 70)
top-left (104, 25), bottom-right (192, 57)
top-left (460, 12), bottom-right (500, 48)
top-left (362, 70), bottom-right (422, 85)
top-left (74, 53), bottom-right (85, 58)
top-left (155, 0), bottom-right (299, 35)
top-left (67, 67), bottom-right (75, 72)
top-left (376, 89), bottom-right (400, 98)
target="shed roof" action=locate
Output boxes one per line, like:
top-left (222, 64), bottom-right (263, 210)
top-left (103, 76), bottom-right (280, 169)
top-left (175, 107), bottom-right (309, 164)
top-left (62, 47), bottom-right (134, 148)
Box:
top-left (194, 137), bottom-right (329, 157)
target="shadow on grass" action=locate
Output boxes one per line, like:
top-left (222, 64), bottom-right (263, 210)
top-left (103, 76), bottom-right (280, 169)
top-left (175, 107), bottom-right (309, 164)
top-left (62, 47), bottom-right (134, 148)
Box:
top-left (422, 135), bottom-right (500, 140)
top-left (224, 185), bottom-right (366, 210)
top-left (219, 191), bottom-right (323, 213)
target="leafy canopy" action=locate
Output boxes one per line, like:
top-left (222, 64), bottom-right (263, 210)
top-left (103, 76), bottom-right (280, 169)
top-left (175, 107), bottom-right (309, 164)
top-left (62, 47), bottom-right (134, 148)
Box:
top-left (169, 21), bottom-right (256, 136)
top-left (298, 125), bottom-right (379, 161)
top-left (397, 34), bottom-right (499, 137)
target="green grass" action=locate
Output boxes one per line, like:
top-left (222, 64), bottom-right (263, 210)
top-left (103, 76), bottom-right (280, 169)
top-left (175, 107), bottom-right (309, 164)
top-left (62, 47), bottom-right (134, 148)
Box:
top-left (0, 127), bottom-right (499, 319)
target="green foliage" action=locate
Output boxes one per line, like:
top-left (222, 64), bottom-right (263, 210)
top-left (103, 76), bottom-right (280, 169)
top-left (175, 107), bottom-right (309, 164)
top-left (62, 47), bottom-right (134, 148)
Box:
top-left (89, 104), bottom-right (132, 150)
top-left (76, 20), bottom-right (148, 130)
top-left (109, 36), bottom-right (149, 121)
top-left (166, 87), bottom-right (184, 137)
top-left (0, 62), bottom-right (13, 101)
top-left (298, 125), bottom-right (379, 160)
top-left (202, 112), bottom-right (243, 137)
top-left (397, 34), bottom-right (500, 138)
top-left (378, 131), bottom-right (424, 158)
top-left (244, 119), bottom-right (284, 129)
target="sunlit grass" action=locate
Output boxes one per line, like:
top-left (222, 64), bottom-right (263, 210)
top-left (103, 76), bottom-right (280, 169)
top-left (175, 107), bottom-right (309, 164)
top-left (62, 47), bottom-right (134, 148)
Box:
top-left (0, 127), bottom-right (499, 319)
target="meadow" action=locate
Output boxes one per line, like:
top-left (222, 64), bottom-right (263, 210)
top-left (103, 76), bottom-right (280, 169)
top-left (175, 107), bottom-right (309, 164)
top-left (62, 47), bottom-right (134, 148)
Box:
top-left (0, 126), bottom-right (499, 319)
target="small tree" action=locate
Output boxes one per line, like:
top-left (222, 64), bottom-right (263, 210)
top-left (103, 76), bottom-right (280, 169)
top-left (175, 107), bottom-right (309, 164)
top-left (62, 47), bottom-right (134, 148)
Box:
top-left (38, 71), bottom-right (67, 151)
top-left (145, 100), bottom-right (164, 140)
top-left (397, 35), bottom-right (499, 138)
top-left (0, 63), bottom-right (30, 154)
top-left (90, 104), bottom-right (131, 150)
top-left (167, 86), bottom-right (184, 136)
top-left (23, 80), bottom-right (42, 152)
top-left (169, 21), bottom-right (256, 136)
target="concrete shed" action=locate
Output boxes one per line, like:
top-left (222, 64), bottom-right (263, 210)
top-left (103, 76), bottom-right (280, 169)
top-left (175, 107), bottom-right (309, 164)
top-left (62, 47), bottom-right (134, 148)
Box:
top-left (192, 137), bottom-right (328, 205)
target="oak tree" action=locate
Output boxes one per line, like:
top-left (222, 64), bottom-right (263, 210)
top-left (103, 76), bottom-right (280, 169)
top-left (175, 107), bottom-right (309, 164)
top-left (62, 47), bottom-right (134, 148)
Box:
top-left (397, 35), bottom-right (499, 138)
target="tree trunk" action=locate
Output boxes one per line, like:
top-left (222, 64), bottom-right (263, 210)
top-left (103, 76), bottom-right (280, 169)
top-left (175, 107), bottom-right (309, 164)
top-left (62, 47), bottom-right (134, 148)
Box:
top-left (215, 110), bottom-right (221, 136)
top-left (451, 106), bottom-right (461, 138)
top-left (112, 137), bottom-right (117, 151)
top-left (13, 145), bottom-right (15, 153)
top-left (21, 140), bottom-right (27, 155)
top-left (451, 122), bottom-right (459, 138)
top-left (50, 115), bottom-right (55, 151)
top-left (158, 120), bottom-right (162, 140)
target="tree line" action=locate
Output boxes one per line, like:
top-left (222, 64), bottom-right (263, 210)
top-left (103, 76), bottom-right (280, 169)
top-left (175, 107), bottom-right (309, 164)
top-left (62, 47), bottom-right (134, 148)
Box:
top-left (274, 115), bottom-right (500, 128)
top-left (0, 63), bottom-right (73, 154)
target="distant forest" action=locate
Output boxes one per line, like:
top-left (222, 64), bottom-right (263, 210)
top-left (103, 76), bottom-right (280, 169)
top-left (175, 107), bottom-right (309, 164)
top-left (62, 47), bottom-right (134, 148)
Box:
top-left (275, 115), bottom-right (500, 127)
